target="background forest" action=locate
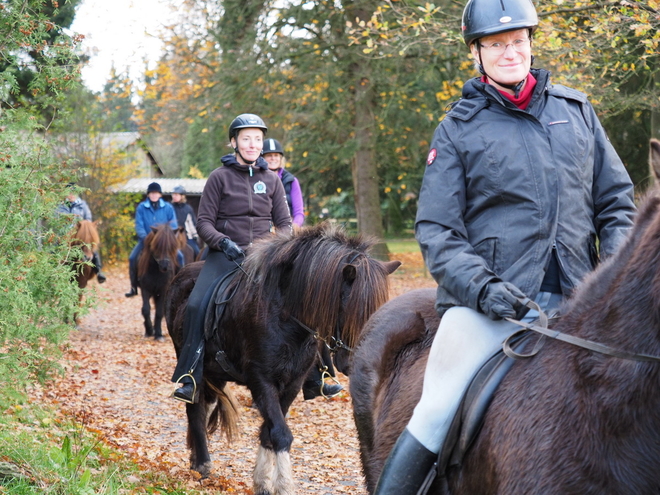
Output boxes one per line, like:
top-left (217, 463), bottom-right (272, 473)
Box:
top-left (56, 0), bottom-right (660, 260)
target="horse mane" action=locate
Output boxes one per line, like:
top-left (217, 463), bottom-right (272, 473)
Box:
top-left (72, 220), bottom-right (100, 253)
top-left (138, 224), bottom-right (180, 277)
top-left (232, 222), bottom-right (391, 350)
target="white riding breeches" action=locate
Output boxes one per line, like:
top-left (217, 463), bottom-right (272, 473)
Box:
top-left (406, 291), bottom-right (562, 453)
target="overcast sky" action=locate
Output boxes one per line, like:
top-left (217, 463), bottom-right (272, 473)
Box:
top-left (69, 0), bottom-right (178, 93)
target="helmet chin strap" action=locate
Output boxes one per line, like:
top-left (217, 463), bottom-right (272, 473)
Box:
top-left (477, 46), bottom-right (534, 98)
top-left (234, 146), bottom-right (257, 165)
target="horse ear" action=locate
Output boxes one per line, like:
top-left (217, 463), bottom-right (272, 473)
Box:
top-left (651, 139), bottom-right (660, 185)
top-left (383, 260), bottom-right (402, 274)
top-left (151, 226), bottom-right (158, 233)
top-left (178, 227), bottom-right (185, 233)
top-left (343, 264), bottom-right (357, 284)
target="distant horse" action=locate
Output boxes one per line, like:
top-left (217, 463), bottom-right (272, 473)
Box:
top-left (69, 219), bottom-right (100, 290)
top-left (138, 224), bottom-right (180, 341)
top-left (350, 140), bottom-right (660, 494)
top-left (165, 223), bottom-right (400, 495)
top-left (175, 227), bottom-right (196, 265)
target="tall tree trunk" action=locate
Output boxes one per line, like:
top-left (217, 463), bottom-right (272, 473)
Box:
top-left (346, 1), bottom-right (389, 259)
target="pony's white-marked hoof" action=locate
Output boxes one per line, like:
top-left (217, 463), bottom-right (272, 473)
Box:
top-left (273, 451), bottom-right (294, 495)
top-left (155, 336), bottom-right (165, 342)
top-left (254, 446), bottom-right (276, 494)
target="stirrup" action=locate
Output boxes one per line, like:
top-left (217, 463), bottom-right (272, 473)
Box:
top-left (172, 374), bottom-right (197, 404)
top-left (319, 366), bottom-right (342, 399)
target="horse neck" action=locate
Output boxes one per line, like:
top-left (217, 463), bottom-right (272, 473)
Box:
top-left (561, 213), bottom-right (660, 359)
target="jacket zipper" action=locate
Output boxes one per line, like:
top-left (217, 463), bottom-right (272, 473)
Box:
top-left (246, 168), bottom-right (254, 245)
top-left (552, 241), bottom-right (573, 291)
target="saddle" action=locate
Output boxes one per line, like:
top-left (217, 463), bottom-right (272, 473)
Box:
top-left (201, 267), bottom-right (246, 382)
top-left (421, 315), bottom-right (559, 493)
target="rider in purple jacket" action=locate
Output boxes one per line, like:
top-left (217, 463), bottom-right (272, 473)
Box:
top-left (263, 138), bottom-right (305, 227)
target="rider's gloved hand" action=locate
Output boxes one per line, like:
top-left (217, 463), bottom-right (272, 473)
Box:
top-left (219, 237), bottom-right (244, 262)
top-left (478, 281), bottom-right (526, 320)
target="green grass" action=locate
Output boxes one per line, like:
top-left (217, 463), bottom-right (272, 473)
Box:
top-left (386, 239), bottom-right (420, 253)
top-left (0, 393), bottom-right (200, 495)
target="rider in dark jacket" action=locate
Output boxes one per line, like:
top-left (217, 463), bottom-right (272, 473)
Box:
top-left (172, 114), bottom-right (292, 404)
top-left (374, 0), bottom-right (636, 493)
top-left (171, 185), bottom-right (200, 258)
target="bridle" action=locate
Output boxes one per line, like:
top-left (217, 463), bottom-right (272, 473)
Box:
top-left (290, 315), bottom-right (354, 353)
top-left (290, 250), bottom-right (363, 353)
top-left (505, 298), bottom-right (660, 363)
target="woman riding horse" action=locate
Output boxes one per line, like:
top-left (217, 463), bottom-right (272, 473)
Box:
top-left (373, 0), bottom-right (637, 493)
top-left (171, 113), bottom-right (292, 404)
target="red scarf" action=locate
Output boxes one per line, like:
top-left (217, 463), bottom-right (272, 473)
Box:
top-left (481, 73), bottom-right (537, 110)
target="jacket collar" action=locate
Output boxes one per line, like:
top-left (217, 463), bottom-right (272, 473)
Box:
top-left (144, 198), bottom-right (165, 209)
top-left (221, 153), bottom-right (268, 172)
top-left (464, 68), bottom-right (550, 108)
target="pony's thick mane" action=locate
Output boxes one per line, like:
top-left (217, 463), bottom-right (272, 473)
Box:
top-left (232, 223), bottom-right (391, 349)
top-left (138, 224), bottom-right (179, 277)
top-left (72, 220), bottom-right (100, 254)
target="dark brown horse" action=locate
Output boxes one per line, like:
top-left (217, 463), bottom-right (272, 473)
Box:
top-left (175, 226), bottom-right (196, 265)
top-left (69, 219), bottom-right (100, 290)
top-left (165, 223), bottom-right (400, 495)
top-left (350, 141), bottom-right (660, 494)
top-left (138, 224), bottom-right (180, 341)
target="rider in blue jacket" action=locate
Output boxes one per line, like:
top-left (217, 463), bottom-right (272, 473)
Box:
top-left (125, 182), bottom-right (182, 297)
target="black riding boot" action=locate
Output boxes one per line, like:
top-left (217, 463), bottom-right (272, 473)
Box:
top-left (302, 364), bottom-right (343, 400)
top-left (92, 252), bottom-right (106, 283)
top-left (374, 428), bottom-right (438, 495)
top-left (125, 259), bottom-right (138, 297)
top-left (173, 341), bottom-right (204, 404)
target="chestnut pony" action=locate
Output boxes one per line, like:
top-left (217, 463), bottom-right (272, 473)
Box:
top-left (138, 223), bottom-right (180, 341)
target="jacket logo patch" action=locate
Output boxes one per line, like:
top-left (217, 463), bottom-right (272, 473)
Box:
top-left (253, 181), bottom-right (267, 194)
top-left (548, 120), bottom-right (569, 126)
top-left (427, 148), bottom-right (437, 166)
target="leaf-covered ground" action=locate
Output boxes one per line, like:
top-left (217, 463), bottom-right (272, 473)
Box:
top-left (41, 253), bottom-right (434, 494)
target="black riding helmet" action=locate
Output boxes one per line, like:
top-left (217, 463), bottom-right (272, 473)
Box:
top-left (263, 138), bottom-right (284, 155)
top-left (228, 113), bottom-right (268, 142)
top-left (462, 0), bottom-right (538, 96)
top-left (462, 0), bottom-right (538, 47)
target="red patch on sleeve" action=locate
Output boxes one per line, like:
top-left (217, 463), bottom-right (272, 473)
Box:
top-left (426, 148), bottom-right (437, 166)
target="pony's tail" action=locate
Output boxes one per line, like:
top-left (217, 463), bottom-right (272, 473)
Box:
top-left (206, 381), bottom-right (240, 443)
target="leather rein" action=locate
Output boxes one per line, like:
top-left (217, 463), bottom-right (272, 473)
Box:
top-left (504, 298), bottom-right (660, 363)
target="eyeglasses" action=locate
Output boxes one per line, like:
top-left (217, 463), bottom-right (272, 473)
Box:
top-left (478, 38), bottom-right (531, 55)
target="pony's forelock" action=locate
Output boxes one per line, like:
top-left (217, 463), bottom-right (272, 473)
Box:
top-left (235, 223), bottom-right (388, 346)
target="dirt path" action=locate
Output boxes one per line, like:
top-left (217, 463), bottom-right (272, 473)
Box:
top-left (41, 258), bottom-right (434, 494)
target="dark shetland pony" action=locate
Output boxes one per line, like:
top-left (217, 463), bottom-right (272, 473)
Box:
top-left (165, 223), bottom-right (400, 495)
top-left (350, 140), bottom-right (660, 494)
top-left (138, 223), bottom-right (180, 341)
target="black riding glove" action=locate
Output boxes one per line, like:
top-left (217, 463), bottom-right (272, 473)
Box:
top-left (219, 237), bottom-right (244, 262)
top-left (478, 281), bottom-right (526, 320)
